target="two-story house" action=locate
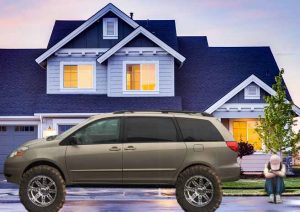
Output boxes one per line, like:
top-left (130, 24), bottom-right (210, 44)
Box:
top-left (0, 3), bottom-right (299, 173)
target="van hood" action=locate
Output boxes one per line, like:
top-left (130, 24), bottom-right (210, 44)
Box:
top-left (22, 138), bottom-right (46, 147)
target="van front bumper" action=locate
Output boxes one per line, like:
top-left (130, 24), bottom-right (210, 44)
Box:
top-left (4, 158), bottom-right (25, 185)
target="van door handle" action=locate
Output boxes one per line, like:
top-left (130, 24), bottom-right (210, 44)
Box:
top-left (109, 146), bottom-right (121, 151)
top-left (124, 146), bottom-right (136, 151)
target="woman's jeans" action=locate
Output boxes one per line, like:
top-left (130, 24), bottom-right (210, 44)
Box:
top-left (265, 176), bottom-right (285, 195)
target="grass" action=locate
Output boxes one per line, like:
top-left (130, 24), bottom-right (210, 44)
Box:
top-left (222, 177), bottom-right (300, 196)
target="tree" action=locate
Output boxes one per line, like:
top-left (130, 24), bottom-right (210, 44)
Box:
top-left (256, 69), bottom-right (300, 157)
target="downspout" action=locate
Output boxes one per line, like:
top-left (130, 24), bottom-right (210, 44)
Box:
top-left (39, 114), bottom-right (43, 138)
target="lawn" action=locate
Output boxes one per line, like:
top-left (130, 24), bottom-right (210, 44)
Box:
top-left (222, 177), bottom-right (300, 196)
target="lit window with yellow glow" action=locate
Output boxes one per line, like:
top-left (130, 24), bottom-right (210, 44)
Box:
top-left (233, 120), bottom-right (261, 150)
top-left (63, 64), bottom-right (93, 89)
top-left (126, 63), bottom-right (156, 91)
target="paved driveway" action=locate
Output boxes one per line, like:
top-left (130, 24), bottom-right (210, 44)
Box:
top-left (1, 176), bottom-right (300, 211)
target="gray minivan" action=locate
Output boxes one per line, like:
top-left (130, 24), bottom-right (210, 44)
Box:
top-left (4, 111), bottom-right (240, 212)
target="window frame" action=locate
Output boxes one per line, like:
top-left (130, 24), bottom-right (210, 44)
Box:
top-left (60, 61), bottom-right (96, 93)
top-left (244, 84), bottom-right (260, 99)
top-left (123, 116), bottom-right (180, 143)
top-left (122, 61), bottom-right (160, 94)
top-left (60, 117), bottom-right (122, 146)
top-left (103, 18), bottom-right (118, 39)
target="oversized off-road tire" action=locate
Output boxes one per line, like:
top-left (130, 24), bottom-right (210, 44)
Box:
top-left (176, 165), bottom-right (222, 212)
top-left (19, 165), bottom-right (66, 212)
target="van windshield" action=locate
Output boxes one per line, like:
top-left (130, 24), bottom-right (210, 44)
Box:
top-left (55, 117), bottom-right (95, 140)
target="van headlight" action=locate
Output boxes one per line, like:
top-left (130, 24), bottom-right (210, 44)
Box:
top-left (9, 146), bottom-right (29, 158)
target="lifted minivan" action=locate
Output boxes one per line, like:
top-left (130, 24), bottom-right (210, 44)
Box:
top-left (4, 111), bottom-right (240, 212)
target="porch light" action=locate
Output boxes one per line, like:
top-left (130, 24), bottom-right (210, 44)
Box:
top-left (43, 126), bottom-right (57, 138)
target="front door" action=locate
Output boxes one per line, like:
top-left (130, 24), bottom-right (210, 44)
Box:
top-left (65, 118), bottom-right (122, 183)
top-left (122, 116), bottom-right (187, 184)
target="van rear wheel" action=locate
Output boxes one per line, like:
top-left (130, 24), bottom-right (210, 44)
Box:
top-left (176, 165), bottom-right (222, 212)
top-left (19, 165), bottom-right (66, 212)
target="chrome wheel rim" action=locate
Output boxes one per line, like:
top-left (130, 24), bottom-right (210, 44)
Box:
top-left (27, 175), bottom-right (57, 207)
top-left (184, 175), bottom-right (214, 207)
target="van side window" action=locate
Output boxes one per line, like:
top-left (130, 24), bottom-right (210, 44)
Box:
top-left (125, 117), bottom-right (177, 142)
top-left (177, 118), bottom-right (224, 141)
top-left (71, 118), bottom-right (120, 145)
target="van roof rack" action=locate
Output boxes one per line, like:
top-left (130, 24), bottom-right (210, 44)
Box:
top-left (113, 110), bottom-right (213, 117)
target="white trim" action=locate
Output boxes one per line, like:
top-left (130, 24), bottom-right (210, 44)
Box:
top-left (292, 105), bottom-right (300, 116)
top-left (122, 61), bottom-right (159, 94)
top-left (244, 84), bottom-right (260, 99)
top-left (52, 118), bottom-right (85, 133)
top-left (34, 113), bottom-right (99, 118)
top-left (55, 48), bottom-right (108, 57)
top-left (0, 116), bottom-right (39, 121)
top-left (97, 27), bottom-right (186, 64)
top-left (216, 103), bottom-right (267, 112)
top-left (59, 61), bottom-right (96, 93)
top-left (205, 75), bottom-right (276, 114)
top-left (103, 18), bottom-right (118, 39)
top-left (36, 3), bottom-right (139, 64)
top-left (54, 47), bottom-right (167, 57)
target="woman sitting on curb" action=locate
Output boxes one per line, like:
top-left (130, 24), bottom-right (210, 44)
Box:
top-left (264, 154), bottom-right (286, 203)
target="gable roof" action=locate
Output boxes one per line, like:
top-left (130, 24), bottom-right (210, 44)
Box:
top-left (47, 20), bottom-right (179, 51)
top-left (97, 26), bottom-right (185, 64)
top-left (175, 36), bottom-right (288, 112)
top-left (37, 4), bottom-right (184, 65)
top-left (36, 3), bottom-right (139, 64)
top-left (205, 74), bottom-right (276, 113)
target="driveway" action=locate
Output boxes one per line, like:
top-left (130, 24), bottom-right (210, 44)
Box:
top-left (1, 175), bottom-right (300, 211)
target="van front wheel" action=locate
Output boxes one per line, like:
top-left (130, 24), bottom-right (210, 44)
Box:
top-left (176, 165), bottom-right (222, 212)
top-left (19, 165), bottom-right (66, 212)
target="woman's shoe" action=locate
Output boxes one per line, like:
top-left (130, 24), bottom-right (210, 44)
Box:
top-left (276, 195), bottom-right (282, 203)
top-left (268, 194), bottom-right (274, 203)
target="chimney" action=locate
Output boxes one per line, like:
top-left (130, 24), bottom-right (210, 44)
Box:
top-left (130, 12), bottom-right (134, 19)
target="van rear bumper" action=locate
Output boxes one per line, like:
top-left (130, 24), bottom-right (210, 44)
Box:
top-left (216, 163), bottom-right (240, 182)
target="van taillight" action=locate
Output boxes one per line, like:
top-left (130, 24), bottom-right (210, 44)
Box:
top-left (226, 141), bottom-right (239, 152)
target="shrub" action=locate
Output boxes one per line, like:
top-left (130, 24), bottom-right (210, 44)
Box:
top-left (238, 142), bottom-right (255, 158)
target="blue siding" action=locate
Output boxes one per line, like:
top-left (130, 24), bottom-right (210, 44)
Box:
top-left (125, 34), bottom-right (158, 47)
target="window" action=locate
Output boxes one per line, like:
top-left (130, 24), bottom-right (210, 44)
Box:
top-left (125, 117), bottom-right (177, 142)
top-left (103, 18), bottom-right (118, 39)
top-left (70, 118), bottom-right (120, 145)
top-left (0, 126), bottom-right (7, 132)
top-left (15, 126), bottom-right (34, 132)
top-left (62, 64), bottom-right (94, 90)
top-left (177, 118), bottom-right (224, 141)
top-left (232, 120), bottom-right (261, 150)
top-left (244, 84), bottom-right (260, 99)
top-left (124, 62), bottom-right (158, 92)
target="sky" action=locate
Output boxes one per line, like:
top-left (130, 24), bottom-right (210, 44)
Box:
top-left (0, 0), bottom-right (299, 108)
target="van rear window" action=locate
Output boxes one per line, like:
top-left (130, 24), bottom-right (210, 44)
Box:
top-left (177, 118), bottom-right (224, 141)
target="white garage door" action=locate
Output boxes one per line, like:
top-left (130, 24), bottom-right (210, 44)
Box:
top-left (0, 125), bottom-right (38, 173)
